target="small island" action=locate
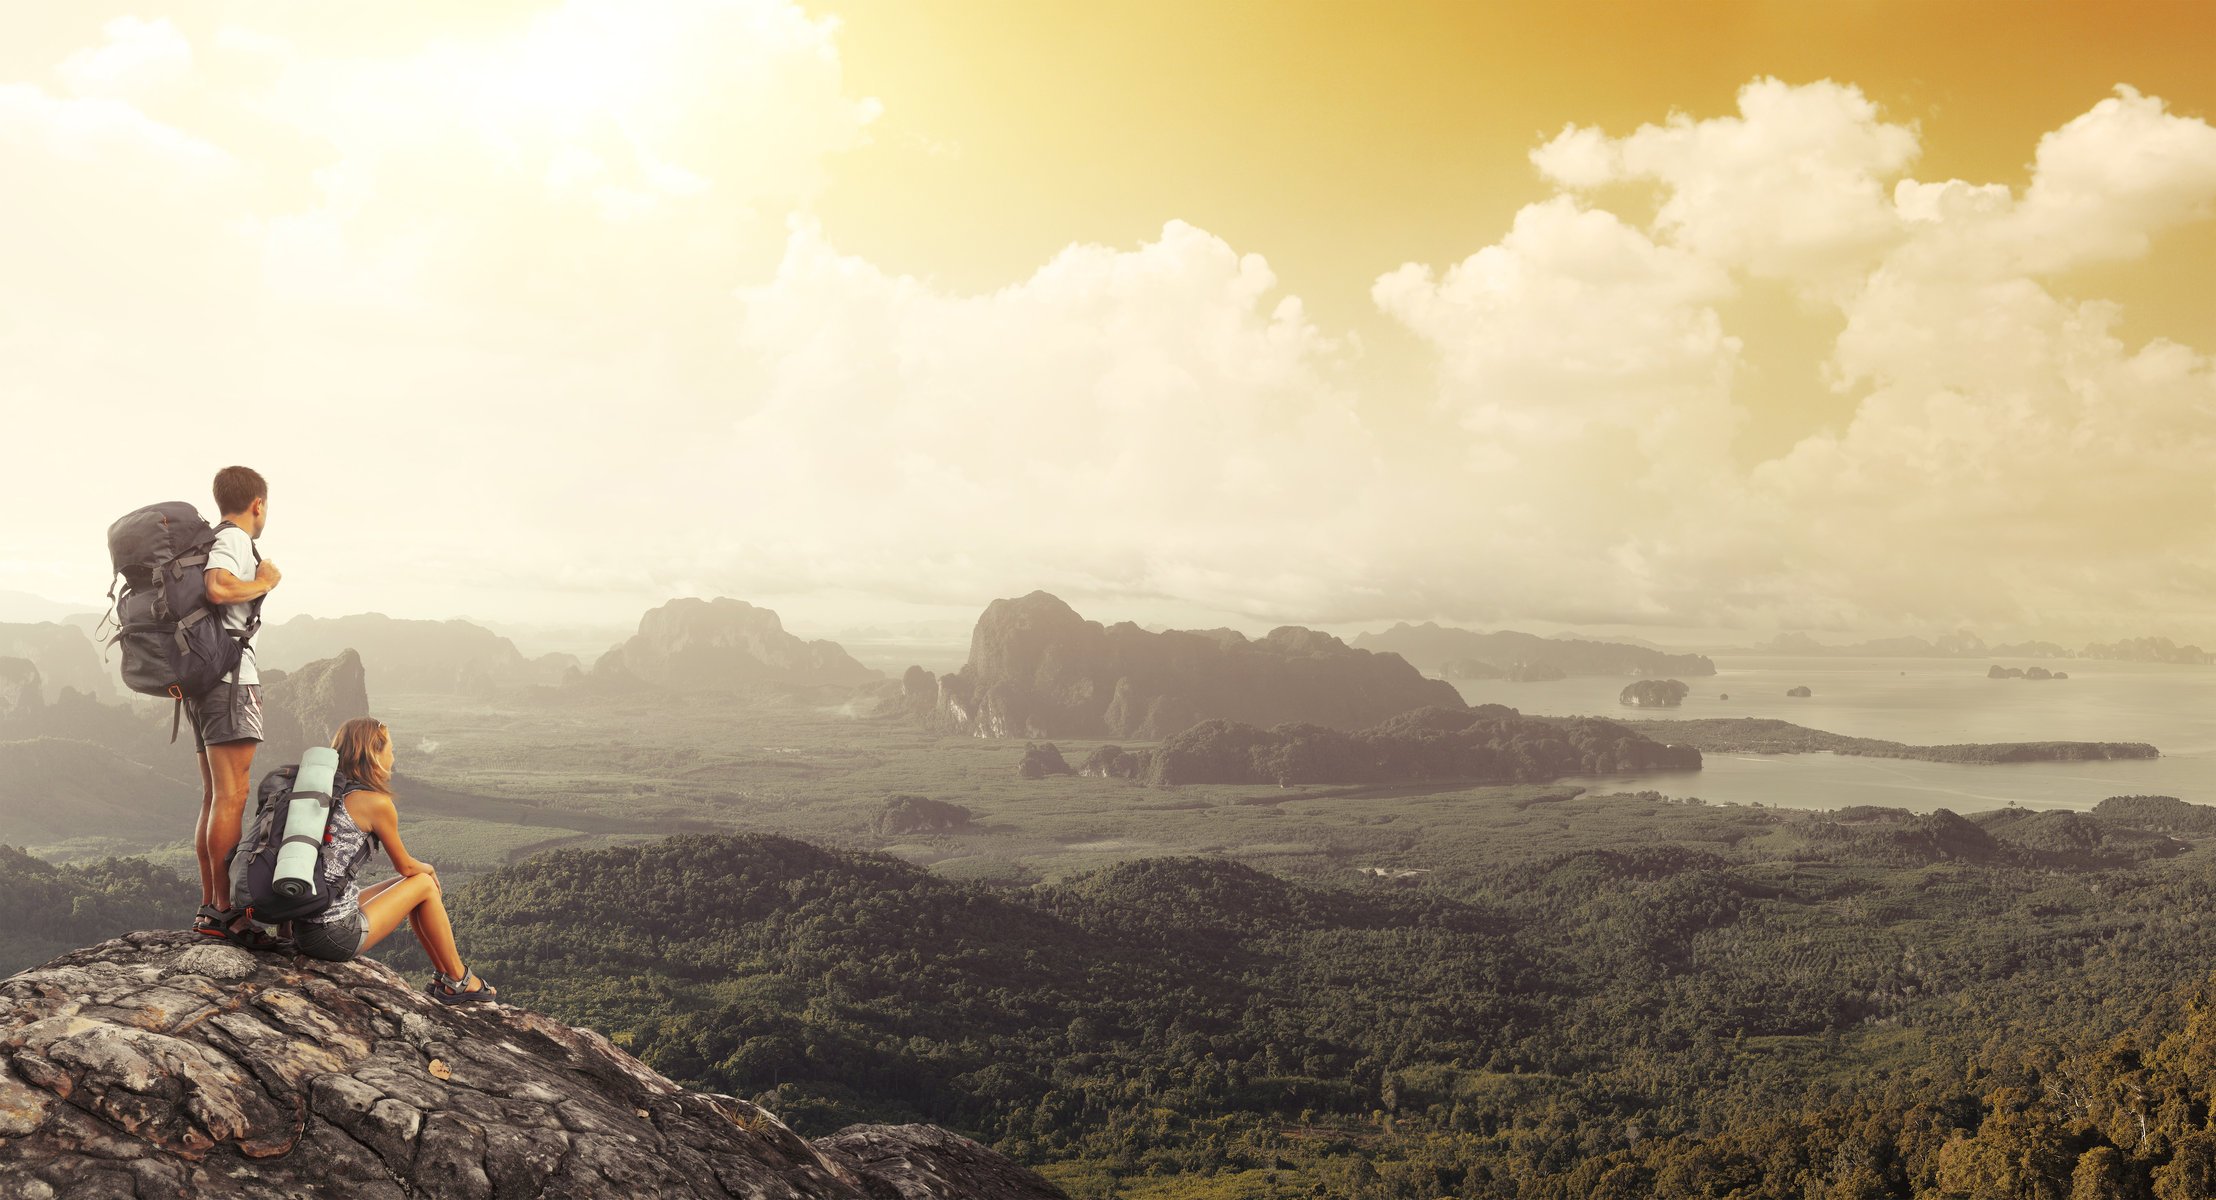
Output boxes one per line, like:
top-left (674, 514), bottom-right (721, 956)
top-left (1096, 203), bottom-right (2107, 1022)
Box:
top-left (1786, 685), bottom-right (1813, 697)
top-left (1146, 704), bottom-right (1701, 785)
top-left (1620, 678), bottom-right (1690, 708)
top-left (1989, 664), bottom-right (2066, 680)
top-left (1616, 717), bottom-right (2159, 764)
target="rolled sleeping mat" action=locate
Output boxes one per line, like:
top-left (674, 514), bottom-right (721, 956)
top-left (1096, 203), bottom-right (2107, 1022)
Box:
top-left (273, 746), bottom-right (339, 899)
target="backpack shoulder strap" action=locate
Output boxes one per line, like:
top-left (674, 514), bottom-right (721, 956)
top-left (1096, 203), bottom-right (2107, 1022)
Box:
top-left (214, 520), bottom-right (262, 566)
top-left (206, 520), bottom-right (266, 657)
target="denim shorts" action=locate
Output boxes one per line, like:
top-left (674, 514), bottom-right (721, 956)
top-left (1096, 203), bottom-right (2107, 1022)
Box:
top-left (293, 908), bottom-right (366, 961)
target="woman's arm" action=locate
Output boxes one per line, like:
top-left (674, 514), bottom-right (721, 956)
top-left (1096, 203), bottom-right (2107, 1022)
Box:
top-left (349, 791), bottom-right (435, 878)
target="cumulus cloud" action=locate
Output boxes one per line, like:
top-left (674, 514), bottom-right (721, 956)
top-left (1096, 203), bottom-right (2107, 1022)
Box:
top-left (672, 217), bottom-right (1379, 618)
top-left (1397, 77), bottom-right (2216, 635)
top-left (1926, 86), bottom-right (2216, 277)
top-left (1536, 77), bottom-right (1918, 287)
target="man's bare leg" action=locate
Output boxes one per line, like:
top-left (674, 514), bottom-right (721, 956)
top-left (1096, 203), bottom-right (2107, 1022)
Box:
top-left (204, 740), bottom-right (257, 914)
top-left (193, 748), bottom-right (218, 907)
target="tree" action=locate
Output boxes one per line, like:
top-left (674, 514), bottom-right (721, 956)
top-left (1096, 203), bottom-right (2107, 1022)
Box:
top-left (2154, 1131), bottom-right (2216, 1200)
top-left (2069, 1146), bottom-right (2134, 1200)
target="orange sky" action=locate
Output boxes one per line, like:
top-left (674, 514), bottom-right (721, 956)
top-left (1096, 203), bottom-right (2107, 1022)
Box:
top-left (817, 0), bottom-right (2214, 322)
top-left (814, 0), bottom-right (2216, 465)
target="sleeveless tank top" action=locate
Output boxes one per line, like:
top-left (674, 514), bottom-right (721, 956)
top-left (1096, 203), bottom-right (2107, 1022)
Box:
top-left (312, 773), bottom-right (383, 925)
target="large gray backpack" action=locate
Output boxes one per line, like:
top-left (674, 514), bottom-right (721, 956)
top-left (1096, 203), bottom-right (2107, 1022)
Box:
top-left (102, 501), bottom-right (261, 741)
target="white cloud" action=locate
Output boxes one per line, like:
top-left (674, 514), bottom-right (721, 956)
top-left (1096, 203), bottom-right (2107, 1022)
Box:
top-left (1392, 80), bottom-right (2216, 635)
top-left (0, 1), bottom-right (883, 626)
top-left (1538, 77), bottom-right (1918, 287)
top-left (58, 16), bottom-right (194, 101)
top-left (682, 217), bottom-right (1380, 617)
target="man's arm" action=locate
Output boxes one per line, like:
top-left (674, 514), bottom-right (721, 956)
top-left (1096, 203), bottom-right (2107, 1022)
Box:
top-left (205, 561), bottom-right (280, 605)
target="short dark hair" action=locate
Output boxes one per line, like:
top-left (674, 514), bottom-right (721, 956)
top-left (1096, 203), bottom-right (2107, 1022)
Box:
top-left (213, 466), bottom-right (267, 516)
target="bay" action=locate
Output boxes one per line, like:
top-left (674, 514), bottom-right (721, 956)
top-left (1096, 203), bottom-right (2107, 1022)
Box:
top-left (1447, 654), bottom-right (2215, 812)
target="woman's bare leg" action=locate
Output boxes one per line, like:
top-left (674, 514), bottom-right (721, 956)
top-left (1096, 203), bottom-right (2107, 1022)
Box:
top-left (358, 873), bottom-right (473, 984)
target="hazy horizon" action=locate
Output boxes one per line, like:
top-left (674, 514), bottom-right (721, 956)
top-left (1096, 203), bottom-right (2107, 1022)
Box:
top-left (6, 2), bottom-right (2214, 648)
top-left (7, 582), bottom-right (2209, 671)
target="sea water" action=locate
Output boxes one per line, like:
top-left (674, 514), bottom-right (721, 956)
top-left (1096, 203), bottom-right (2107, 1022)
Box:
top-left (1447, 655), bottom-right (2216, 813)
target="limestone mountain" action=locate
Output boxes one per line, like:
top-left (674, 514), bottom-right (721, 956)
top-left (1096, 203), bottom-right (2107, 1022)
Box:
top-left (258, 613), bottom-right (577, 695)
top-left (1352, 621), bottom-right (1718, 679)
top-left (0, 666), bottom-right (172, 765)
top-left (257, 648), bottom-right (373, 767)
top-left (593, 598), bottom-right (881, 691)
top-left (0, 621), bottom-right (114, 699)
top-left (0, 931), bottom-right (1067, 1199)
top-left (0, 656), bottom-right (39, 717)
top-left (927, 591), bottom-right (1463, 739)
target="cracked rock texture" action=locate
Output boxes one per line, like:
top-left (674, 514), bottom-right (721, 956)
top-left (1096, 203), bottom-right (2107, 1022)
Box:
top-left (0, 932), bottom-right (1068, 1199)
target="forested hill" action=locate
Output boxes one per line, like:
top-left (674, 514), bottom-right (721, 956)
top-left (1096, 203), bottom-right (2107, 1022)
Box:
top-left (385, 808), bottom-right (2216, 1199)
top-left (16, 797), bottom-right (2216, 1198)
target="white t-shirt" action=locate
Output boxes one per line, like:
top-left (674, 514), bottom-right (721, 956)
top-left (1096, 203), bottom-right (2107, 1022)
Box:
top-left (203, 524), bottom-right (261, 686)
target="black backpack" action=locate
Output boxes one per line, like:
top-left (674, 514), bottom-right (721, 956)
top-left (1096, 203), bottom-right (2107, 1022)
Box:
top-left (102, 501), bottom-right (262, 741)
top-left (234, 764), bottom-right (373, 924)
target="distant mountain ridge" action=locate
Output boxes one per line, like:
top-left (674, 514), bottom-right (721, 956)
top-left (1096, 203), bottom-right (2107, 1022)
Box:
top-left (259, 613), bottom-right (578, 694)
top-left (0, 591), bottom-right (98, 625)
top-left (925, 591), bottom-right (1462, 739)
top-left (1351, 621), bottom-right (1718, 679)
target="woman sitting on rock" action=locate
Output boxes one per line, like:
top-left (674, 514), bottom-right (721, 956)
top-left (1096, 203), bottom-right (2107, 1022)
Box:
top-left (283, 717), bottom-right (497, 1003)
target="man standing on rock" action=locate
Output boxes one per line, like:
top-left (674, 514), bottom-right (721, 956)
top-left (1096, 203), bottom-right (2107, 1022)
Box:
top-left (191, 466), bottom-right (285, 948)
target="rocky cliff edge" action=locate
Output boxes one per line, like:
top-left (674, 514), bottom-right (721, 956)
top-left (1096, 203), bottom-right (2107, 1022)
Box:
top-left (0, 931), bottom-right (1067, 1200)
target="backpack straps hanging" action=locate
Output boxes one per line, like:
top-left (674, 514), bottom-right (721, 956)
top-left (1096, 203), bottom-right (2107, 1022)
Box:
top-left (95, 571), bottom-right (123, 653)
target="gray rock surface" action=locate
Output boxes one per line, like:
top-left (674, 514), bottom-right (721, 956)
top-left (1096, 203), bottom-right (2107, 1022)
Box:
top-left (0, 931), bottom-right (1067, 1199)
top-left (817, 1125), bottom-right (1069, 1200)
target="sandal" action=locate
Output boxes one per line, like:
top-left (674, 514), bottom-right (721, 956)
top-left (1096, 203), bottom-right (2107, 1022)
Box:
top-left (427, 964), bottom-right (497, 1004)
top-left (192, 903), bottom-right (231, 938)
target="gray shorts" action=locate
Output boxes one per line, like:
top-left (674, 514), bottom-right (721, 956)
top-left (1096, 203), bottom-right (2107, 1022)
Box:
top-left (293, 908), bottom-right (366, 961)
top-left (189, 683), bottom-right (264, 752)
